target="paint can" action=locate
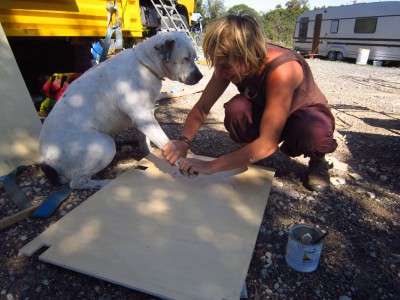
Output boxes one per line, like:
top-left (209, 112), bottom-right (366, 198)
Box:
top-left (356, 48), bottom-right (370, 65)
top-left (285, 224), bottom-right (324, 272)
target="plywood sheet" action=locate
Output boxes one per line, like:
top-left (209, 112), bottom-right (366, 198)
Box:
top-left (20, 150), bottom-right (274, 300)
top-left (0, 23), bottom-right (42, 175)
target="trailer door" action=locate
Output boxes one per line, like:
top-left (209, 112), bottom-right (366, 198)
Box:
top-left (298, 17), bottom-right (309, 42)
top-left (312, 14), bottom-right (322, 54)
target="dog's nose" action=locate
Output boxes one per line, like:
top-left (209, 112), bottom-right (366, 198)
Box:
top-left (186, 70), bottom-right (203, 85)
top-left (194, 70), bottom-right (203, 82)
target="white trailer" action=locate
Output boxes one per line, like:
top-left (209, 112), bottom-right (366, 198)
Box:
top-left (293, 1), bottom-right (400, 64)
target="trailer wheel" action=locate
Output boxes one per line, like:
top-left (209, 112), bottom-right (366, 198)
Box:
top-left (328, 51), bottom-right (337, 61)
top-left (336, 52), bottom-right (344, 62)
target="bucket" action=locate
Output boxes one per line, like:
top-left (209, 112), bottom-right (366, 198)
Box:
top-left (285, 224), bottom-right (324, 272)
top-left (356, 48), bottom-right (370, 65)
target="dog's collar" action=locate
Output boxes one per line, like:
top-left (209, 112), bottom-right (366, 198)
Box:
top-left (133, 48), bottom-right (165, 81)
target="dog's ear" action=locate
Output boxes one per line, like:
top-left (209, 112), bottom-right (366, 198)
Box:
top-left (154, 39), bottom-right (175, 63)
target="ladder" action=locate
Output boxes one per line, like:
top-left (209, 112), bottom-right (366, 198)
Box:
top-left (149, 0), bottom-right (203, 58)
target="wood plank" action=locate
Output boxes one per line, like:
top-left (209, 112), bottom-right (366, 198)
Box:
top-left (0, 203), bottom-right (40, 231)
top-left (20, 150), bottom-right (274, 300)
top-left (0, 23), bottom-right (42, 175)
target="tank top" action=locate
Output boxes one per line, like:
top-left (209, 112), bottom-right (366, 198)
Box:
top-left (235, 47), bottom-right (329, 114)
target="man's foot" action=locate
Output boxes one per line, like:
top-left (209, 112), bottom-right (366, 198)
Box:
top-left (308, 157), bottom-right (330, 192)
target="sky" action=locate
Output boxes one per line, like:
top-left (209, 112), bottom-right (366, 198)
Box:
top-left (223, 0), bottom-right (399, 12)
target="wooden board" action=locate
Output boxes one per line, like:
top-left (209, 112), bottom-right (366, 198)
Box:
top-left (20, 150), bottom-right (274, 300)
top-left (0, 23), bottom-right (42, 175)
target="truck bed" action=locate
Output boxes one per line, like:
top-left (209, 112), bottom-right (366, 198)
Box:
top-left (0, 0), bottom-right (143, 37)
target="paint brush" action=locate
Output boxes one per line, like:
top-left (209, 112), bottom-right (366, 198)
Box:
top-left (314, 232), bottom-right (329, 244)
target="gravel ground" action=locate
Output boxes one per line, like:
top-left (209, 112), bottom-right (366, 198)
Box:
top-left (1, 58), bottom-right (399, 300)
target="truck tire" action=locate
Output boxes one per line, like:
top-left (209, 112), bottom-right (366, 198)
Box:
top-left (336, 51), bottom-right (344, 62)
top-left (328, 51), bottom-right (337, 61)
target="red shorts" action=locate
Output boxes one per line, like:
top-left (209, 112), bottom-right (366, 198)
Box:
top-left (223, 94), bottom-right (337, 158)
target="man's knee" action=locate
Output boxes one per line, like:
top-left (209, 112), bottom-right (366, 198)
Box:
top-left (223, 94), bottom-right (252, 119)
top-left (224, 94), bottom-right (259, 143)
top-left (281, 105), bottom-right (337, 157)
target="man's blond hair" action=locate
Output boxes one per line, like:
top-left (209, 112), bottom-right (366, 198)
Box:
top-left (202, 10), bottom-right (267, 77)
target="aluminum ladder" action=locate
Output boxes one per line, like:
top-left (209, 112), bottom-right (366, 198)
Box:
top-left (149, 0), bottom-right (203, 58)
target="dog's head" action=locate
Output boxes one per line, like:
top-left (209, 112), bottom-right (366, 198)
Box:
top-left (153, 32), bottom-right (203, 85)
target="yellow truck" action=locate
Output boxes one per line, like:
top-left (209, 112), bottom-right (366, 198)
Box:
top-left (0, 0), bottom-right (195, 38)
top-left (0, 0), bottom-right (196, 94)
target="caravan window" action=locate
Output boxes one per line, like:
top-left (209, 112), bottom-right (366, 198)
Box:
top-left (330, 20), bottom-right (339, 33)
top-left (299, 17), bottom-right (309, 42)
top-left (354, 18), bottom-right (377, 33)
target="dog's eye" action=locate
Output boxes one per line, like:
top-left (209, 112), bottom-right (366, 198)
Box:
top-left (184, 57), bottom-right (190, 62)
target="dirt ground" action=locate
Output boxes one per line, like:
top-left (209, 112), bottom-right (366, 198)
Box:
top-left (1, 58), bottom-right (399, 300)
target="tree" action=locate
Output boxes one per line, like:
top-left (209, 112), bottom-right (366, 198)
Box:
top-left (261, 0), bottom-right (309, 48)
top-left (226, 4), bottom-right (259, 16)
top-left (285, 0), bottom-right (309, 12)
top-left (195, 0), bottom-right (309, 48)
top-left (194, 0), bottom-right (206, 18)
top-left (200, 0), bottom-right (226, 28)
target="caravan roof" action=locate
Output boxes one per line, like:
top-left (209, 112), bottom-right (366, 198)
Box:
top-left (301, 1), bottom-right (400, 19)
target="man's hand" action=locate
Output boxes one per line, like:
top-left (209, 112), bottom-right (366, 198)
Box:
top-left (177, 157), bottom-right (214, 175)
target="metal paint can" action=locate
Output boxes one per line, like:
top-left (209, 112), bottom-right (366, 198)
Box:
top-left (285, 224), bottom-right (324, 272)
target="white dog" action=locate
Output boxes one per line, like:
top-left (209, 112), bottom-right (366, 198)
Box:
top-left (39, 32), bottom-right (203, 189)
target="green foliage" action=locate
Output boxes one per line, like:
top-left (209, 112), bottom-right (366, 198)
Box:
top-left (285, 0), bottom-right (309, 13)
top-left (194, 0), bottom-right (206, 17)
top-left (196, 0), bottom-right (310, 49)
top-left (201, 0), bottom-right (226, 28)
top-left (262, 9), bottom-right (290, 47)
top-left (262, 0), bottom-right (309, 48)
top-left (226, 4), bottom-right (259, 16)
